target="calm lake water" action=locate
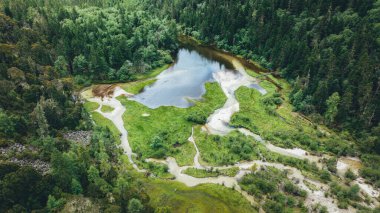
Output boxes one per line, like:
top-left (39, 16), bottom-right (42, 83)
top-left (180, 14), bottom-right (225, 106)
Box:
top-left (130, 47), bottom-right (265, 108)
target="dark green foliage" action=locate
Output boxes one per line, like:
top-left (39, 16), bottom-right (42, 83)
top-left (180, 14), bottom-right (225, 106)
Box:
top-left (186, 111), bottom-right (207, 124)
top-left (240, 167), bottom-right (306, 212)
top-left (149, 0), bottom-right (380, 132)
top-left (0, 166), bottom-right (52, 211)
top-left (284, 181), bottom-right (307, 198)
top-left (330, 182), bottom-right (361, 208)
top-left (47, 195), bottom-right (66, 212)
top-left (128, 198), bottom-right (144, 213)
top-left (2, 0), bottom-right (178, 83)
top-left (360, 154), bottom-right (380, 187)
top-left (320, 170), bottom-right (332, 182)
top-left (345, 169), bottom-right (357, 181)
top-left (197, 132), bottom-right (256, 165)
top-left (240, 167), bottom-right (283, 197)
top-left (149, 135), bottom-right (167, 158)
top-left (0, 13), bottom-right (85, 139)
top-left (326, 158), bottom-right (338, 174)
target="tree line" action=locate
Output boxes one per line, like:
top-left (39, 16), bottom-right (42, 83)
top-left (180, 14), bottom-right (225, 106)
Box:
top-left (0, 0), bottom-right (178, 211)
top-left (147, 0), bottom-right (380, 138)
top-left (3, 0), bottom-right (178, 83)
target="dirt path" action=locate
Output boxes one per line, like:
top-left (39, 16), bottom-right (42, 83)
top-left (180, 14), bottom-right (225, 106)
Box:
top-left (85, 87), bottom-right (145, 172)
top-left (82, 58), bottom-right (378, 212)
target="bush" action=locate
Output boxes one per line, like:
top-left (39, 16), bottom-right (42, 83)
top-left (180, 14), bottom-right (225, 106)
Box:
top-left (74, 75), bottom-right (91, 86)
top-left (326, 158), bottom-right (337, 174)
top-left (47, 195), bottom-right (66, 212)
top-left (128, 198), bottom-right (144, 213)
top-left (186, 111), bottom-right (207, 124)
top-left (320, 170), bottom-right (331, 182)
top-left (345, 169), bottom-right (357, 181)
top-left (284, 181), bottom-right (307, 197)
top-left (360, 154), bottom-right (380, 186)
top-left (330, 182), bottom-right (361, 208)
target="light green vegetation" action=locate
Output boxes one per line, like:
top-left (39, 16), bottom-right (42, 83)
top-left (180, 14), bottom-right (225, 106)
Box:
top-left (83, 100), bottom-right (120, 143)
top-left (119, 64), bottom-right (170, 95)
top-left (145, 179), bottom-right (257, 213)
top-left (90, 112), bottom-right (120, 144)
top-left (230, 79), bottom-right (355, 155)
top-left (303, 180), bottom-right (319, 191)
top-left (194, 125), bottom-right (326, 180)
top-left (133, 157), bottom-right (174, 179)
top-left (194, 127), bottom-right (261, 166)
top-left (83, 101), bottom-right (99, 111)
top-left (239, 166), bottom-right (307, 213)
top-left (100, 105), bottom-right (114, 113)
top-left (120, 79), bottom-right (157, 95)
top-left (118, 82), bottom-right (226, 166)
top-left (329, 182), bottom-right (361, 209)
top-left (134, 64), bottom-right (171, 80)
top-left (183, 167), bottom-right (239, 178)
top-left (245, 68), bottom-right (261, 78)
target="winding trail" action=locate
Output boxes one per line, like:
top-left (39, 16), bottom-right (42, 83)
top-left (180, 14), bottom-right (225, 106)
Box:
top-left (188, 127), bottom-right (203, 169)
top-left (87, 87), bottom-right (145, 172)
top-left (82, 57), bottom-right (379, 212)
top-left (204, 59), bottom-right (266, 135)
top-left (202, 60), bottom-right (323, 165)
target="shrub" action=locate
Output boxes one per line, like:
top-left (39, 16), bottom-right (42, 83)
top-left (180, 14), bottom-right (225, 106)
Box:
top-left (186, 111), bottom-right (207, 124)
top-left (345, 169), bottom-right (357, 181)
top-left (128, 198), bottom-right (144, 213)
top-left (284, 181), bottom-right (307, 197)
top-left (320, 170), bottom-right (331, 182)
top-left (326, 158), bottom-right (337, 174)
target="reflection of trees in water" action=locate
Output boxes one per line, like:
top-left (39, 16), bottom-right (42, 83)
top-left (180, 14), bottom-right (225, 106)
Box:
top-left (179, 43), bottom-right (235, 70)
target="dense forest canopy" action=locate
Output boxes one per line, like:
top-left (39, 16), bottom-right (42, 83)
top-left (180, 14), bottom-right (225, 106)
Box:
top-left (2, 0), bottom-right (178, 83)
top-left (0, 0), bottom-right (177, 211)
top-left (147, 0), bottom-right (380, 134)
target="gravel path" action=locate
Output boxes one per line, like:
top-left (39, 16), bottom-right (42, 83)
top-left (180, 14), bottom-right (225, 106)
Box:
top-left (82, 58), bottom-right (378, 212)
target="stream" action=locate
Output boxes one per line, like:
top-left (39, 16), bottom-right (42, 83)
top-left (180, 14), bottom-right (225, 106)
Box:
top-left (83, 45), bottom-right (379, 212)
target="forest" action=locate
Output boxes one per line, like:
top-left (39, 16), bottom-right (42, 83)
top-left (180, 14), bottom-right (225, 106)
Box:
top-left (0, 0), bottom-right (379, 212)
top-left (147, 0), bottom-right (380, 136)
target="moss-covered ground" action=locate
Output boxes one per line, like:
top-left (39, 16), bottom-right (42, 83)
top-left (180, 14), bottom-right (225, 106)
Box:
top-left (100, 105), bottom-right (114, 113)
top-left (183, 167), bottom-right (239, 178)
top-left (83, 101), bottom-right (99, 111)
top-left (145, 179), bottom-right (257, 213)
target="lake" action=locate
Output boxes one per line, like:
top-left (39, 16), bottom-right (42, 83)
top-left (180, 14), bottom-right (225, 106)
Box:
top-left (130, 46), bottom-right (265, 108)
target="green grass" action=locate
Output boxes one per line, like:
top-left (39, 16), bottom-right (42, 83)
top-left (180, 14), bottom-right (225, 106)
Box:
top-left (239, 166), bottom-right (307, 213)
top-left (134, 64), bottom-right (171, 80)
top-left (240, 71), bottom-right (356, 155)
top-left (193, 127), bottom-right (261, 166)
top-left (145, 179), bottom-right (257, 213)
top-left (183, 167), bottom-right (239, 178)
top-left (134, 159), bottom-right (174, 179)
top-left (303, 180), bottom-right (318, 191)
top-left (245, 69), bottom-right (261, 78)
top-left (90, 112), bottom-right (121, 144)
top-left (83, 100), bottom-right (120, 143)
top-left (120, 78), bottom-right (157, 95)
top-left (117, 82), bottom-right (226, 166)
top-left (84, 101), bottom-right (99, 111)
top-left (230, 86), bottom-right (323, 151)
top-left (230, 85), bottom-right (355, 155)
top-left (100, 105), bottom-right (114, 113)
